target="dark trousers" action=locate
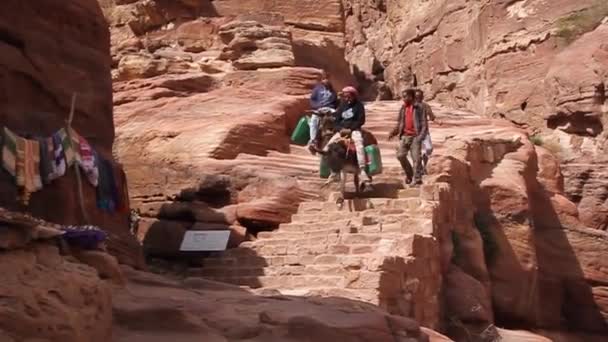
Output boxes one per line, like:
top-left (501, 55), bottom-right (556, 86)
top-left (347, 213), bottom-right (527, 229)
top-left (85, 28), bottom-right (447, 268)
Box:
top-left (396, 135), bottom-right (422, 182)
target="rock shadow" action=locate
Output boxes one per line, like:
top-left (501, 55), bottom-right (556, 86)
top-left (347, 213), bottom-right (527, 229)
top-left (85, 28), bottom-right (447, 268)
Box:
top-left (527, 179), bottom-right (607, 332)
top-left (470, 155), bottom-right (607, 334)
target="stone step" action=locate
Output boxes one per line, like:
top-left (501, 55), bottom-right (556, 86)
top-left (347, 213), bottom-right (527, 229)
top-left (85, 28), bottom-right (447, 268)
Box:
top-left (324, 183), bottom-right (409, 200)
top-left (261, 217), bottom-right (433, 239)
top-left (298, 197), bottom-right (422, 214)
top-left (240, 233), bottom-right (409, 254)
top-left (200, 252), bottom-right (408, 276)
top-left (207, 232), bottom-right (439, 267)
top-left (213, 233), bottom-right (415, 260)
top-left (380, 218), bottom-right (434, 235)
top-left (399, 188), bottom-right (421, 198)
top-left (291, 205), bottom-right (420, 223)
top-left (195, 263), bottom-right (350, 278)
top-left (278, 213), bottom-right (417, 232)
top-left (258, 227), bottom-right (342, 240)
top-left (275, 287), bottom-right (380, 305)
top-left (278, 217), bottom-right (367, 232)
top-left (197, 269), bottom-right (392, 293)
top-left (201, 274), bottom-right (346, 289)
top-left (199, 269), bottom-right (399, 292)
top-left (320, 188), bottom-right (419, 206)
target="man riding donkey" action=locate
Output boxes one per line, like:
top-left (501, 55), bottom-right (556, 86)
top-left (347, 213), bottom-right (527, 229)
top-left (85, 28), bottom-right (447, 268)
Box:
top-left (389, 89), bottom-right (428, 187)
top-left (307, 71), bottom-right (338, 154)
top-left (318, 86), bottom-right (372, 185)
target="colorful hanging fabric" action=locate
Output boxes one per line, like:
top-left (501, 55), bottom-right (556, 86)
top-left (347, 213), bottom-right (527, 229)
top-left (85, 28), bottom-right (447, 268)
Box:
top-left (57, 128), bottom-right (81, 166)
top-left (15, 138), bottom-right (43, 205)
top-left (25, 139), bottom-right (43, 193)
top-left (49, 133), bottom-right (67, 181)
top-left (96, 155), bottom-right (117, 212)
top-left (38, 137), bottom-right (54, 185)
top-left (14, 133), bottom-right (25, 188)
top-left (77, 135), bottom-right (99, 187)
top-left (2, 127), bottom-right (18, 177)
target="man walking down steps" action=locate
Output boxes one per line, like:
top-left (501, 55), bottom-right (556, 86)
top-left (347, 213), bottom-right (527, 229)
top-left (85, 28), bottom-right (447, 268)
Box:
top-left (388, 88), bottom-right (428, 186)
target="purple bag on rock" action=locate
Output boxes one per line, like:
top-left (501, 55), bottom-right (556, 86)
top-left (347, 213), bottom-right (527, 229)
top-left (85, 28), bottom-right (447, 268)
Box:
top-left (60, 225), bottom-right (107, 250)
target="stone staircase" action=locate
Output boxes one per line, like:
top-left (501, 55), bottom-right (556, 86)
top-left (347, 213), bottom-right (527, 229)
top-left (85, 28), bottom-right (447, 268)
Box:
top-left (193, 102), bottom-right (448, 328)
top-left (195, 189), bottom-right (442, 328)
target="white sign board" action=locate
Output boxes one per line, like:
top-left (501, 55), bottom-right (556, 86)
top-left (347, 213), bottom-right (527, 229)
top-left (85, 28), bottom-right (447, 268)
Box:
top-left (179, 230), bottom-right (230, 252)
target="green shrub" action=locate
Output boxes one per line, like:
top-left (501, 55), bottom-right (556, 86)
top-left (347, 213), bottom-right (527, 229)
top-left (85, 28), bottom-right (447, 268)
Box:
top-left (529, 134), bottom-right (563, 158)
top-left (529, 134), bottom-right (543, 146)
top-left (474, 213), bottom-right (499, 266)
top-left (556, 2), bottom-right (608, 44)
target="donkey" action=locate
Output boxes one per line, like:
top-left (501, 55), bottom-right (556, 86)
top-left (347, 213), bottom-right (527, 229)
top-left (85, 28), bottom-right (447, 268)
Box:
top-left (318, 131), bottom-right (371, 208)
top-left (306, 107), bottom-right (337, 152)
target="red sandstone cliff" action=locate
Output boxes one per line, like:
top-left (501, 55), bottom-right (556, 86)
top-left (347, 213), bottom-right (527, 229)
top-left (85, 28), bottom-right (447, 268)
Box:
top-left (100, 0), bottom-right (607, 339)
top-left (0, 0), bottom-right (606, 341)
top-left (342, 0), bottom-right (608, 230)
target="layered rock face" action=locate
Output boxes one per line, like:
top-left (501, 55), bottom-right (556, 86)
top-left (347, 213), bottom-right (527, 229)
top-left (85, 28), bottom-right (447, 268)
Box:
top-left (0, 0), bottom-right (141, 266)
top-left (343, 0), bottom-right (607, 130)
top-left (424, 115), bottom-right (608, 337)
top-left (342, 0), bottom-right (608, 230)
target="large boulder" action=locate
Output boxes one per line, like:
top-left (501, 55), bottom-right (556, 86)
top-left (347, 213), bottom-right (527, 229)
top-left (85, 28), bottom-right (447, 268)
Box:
top-left (0, 244), bottom-right (113, 342)
top-left (218, 21), bottom-right (295, 70)
top-left (544, 22), bottom-right (608, 140)
top-left (113, 268), bottom-right (435, 341)
top-left (138, 218), bottom-right (248, 256)
top-left (100, 0), bottom-right (335, 244)
top-left (0, 209), bottom-right (113, 342)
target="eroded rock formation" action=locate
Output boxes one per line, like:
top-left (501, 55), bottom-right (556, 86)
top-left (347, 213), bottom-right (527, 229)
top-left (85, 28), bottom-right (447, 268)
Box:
top-left (424, 113), bottom-right (608, 337)
top-left (342, 0), bottom-right (608, 230)
top-left (3, 0), bottom-right (607, 341)
top-left (342, 0), bottom-right (607, 129)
